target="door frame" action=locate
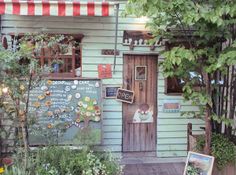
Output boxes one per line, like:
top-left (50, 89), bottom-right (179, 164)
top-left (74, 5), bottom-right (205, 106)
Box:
top-left (122, 53), bottom-right (158, 153)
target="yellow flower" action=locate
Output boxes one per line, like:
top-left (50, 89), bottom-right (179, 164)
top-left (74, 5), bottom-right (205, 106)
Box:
top-left (47, 80), bottom-right (53, 85)
top-left (20, 84), bottom-right (25, 91)
top-left (84, 96), bottom-right (90, 102)
top-left (33, 101), bottom-right (41, 108)
top-left (47, 123), bottom-right (53, 129)
top-left (87, 106), bottom-right (94, 111)
top-left (0, 167), bottom-right (4, 174)
top-left (45, 100), bottom-right (52, 107)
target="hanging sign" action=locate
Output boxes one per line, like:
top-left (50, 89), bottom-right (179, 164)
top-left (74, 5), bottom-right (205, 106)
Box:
top-left (104, 86), bottom-right (120, 98)
top-left (116, 88), bottom-right (134, 104)
top-left (98, 64), bottom-right (112, 79)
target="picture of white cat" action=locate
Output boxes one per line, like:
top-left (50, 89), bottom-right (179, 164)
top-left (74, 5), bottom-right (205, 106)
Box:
top-left (132, 103), bottom-right (153, 123)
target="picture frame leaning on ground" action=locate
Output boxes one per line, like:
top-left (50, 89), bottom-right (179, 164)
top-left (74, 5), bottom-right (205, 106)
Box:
top-left (183, 151), bottom-right (215, 175)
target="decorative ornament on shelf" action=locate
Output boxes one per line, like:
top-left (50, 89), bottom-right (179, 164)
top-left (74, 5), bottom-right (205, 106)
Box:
top-left (123, 30), bottom-right (165, 50)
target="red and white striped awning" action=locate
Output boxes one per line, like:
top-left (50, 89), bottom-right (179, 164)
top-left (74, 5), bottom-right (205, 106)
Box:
top-left (0, 0), bottom-right (115, 16)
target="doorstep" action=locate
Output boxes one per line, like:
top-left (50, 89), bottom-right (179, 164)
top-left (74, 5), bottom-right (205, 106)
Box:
top-left (121, 153), bottom-right (185, 165)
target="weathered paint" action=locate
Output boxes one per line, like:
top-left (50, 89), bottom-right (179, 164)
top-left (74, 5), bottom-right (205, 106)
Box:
top-left (0, 1), bottom-right (204, 157)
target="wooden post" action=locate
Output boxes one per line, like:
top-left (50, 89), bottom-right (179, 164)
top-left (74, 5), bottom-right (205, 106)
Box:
top-left (204, 73), bottom-right (212, 155)
top-left (0, 111), bottom-right (3, 167)
top-left (72, 48), bottom-right (75, 77)
top-left (187, 123), bottom-right (192, 151)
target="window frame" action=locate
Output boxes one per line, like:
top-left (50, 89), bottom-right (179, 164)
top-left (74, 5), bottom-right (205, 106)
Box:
top-left (9, 33), bottom-right (84, 79)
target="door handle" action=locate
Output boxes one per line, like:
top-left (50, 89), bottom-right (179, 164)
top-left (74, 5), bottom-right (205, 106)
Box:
top-left (125, 77), bottom-right (131, 90)
top-left (139, 82), bottom-right (143, 91)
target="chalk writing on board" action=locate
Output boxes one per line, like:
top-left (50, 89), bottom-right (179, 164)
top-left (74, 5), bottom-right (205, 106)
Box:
top-left (116, 88), bottom-right (134, 104)
top-left (105, 86), bottom-right (120, 98)
top-left (28, 79), bottom-right (102, 145)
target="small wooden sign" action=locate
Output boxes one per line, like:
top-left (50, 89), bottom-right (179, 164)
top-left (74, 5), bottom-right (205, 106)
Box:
top-left (98, 64), bottom-right (112, 79)
top-left (105, 86), bottom-right (120, 98)
top-left (163, 100), bottom-right (180, 112)
top-left (101, 49), bottom-right (119, 56)
top-left (116, 88), bottom-right (134, 104)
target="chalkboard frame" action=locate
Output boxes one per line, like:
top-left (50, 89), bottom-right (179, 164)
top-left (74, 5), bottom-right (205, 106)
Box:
top-left (116, 88), bottom-right (134, 104)
top-left (104, 86), bottom-right (121, 98)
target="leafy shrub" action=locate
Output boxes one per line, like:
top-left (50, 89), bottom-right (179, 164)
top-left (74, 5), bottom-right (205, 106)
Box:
top-left (3, 147), bottom-right (123, 175)
top-left (196, 133), bottom-right (236, 169)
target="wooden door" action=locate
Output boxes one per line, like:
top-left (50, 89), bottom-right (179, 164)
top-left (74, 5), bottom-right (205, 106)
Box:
top-left (123, 54), bottom-right (157, 152)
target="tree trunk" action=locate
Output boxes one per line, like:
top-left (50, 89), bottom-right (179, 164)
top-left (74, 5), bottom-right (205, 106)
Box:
top-left (20, 120), bottom-right (28, 168)
top-left (204, 73), bottom-right (212, 155)
top-left (204, 104), bottom-right (212, 154)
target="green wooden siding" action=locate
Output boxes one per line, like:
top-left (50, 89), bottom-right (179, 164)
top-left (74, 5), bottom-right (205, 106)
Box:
top-left (1, 2), bottom-right (204, 157)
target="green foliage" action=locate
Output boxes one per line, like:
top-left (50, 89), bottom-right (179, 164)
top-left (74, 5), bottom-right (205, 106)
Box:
top-left (3, 147), bottom-right (123, 175)
top-left (196, 133), bottom-right (236, 169)
top-left (73, 127), bottom-right (101, 146)
top-left (186, 165), bottom-right (201, 175)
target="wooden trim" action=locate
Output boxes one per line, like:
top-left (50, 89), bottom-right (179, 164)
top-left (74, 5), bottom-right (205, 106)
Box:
top-left (123, 52), bottom-right (159, 56)
top-left (46, 77), bottom-right (101, 80)
top-left (80, 46), bottom-right (82, 77)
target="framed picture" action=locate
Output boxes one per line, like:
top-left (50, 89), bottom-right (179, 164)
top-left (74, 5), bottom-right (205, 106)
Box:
top-left (135, 66), bottom-right (147, 80)
top-left (104, 86), bottom-right (120, 98)
top-left (183, 151), bottom-right (215, 175)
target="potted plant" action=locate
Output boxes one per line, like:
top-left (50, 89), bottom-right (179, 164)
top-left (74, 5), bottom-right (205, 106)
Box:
top-left (194, 133), bottom-right (236, 175)
top-left (51, 59), bottom-right (64, 73)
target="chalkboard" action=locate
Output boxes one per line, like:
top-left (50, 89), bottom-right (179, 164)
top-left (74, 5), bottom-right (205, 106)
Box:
top-left (105, 86), bottom-right (120, 98)
top-left (28, 79), bottom-right (102, 145)
top-left (116, 88), bottom-right (134, 104)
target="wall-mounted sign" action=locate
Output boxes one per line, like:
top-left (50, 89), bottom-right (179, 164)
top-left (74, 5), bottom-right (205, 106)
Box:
top-left (132, 103), bottom-right (153, 123)
top-left (183, 151), bottom-right (215, 175)
top-left (28, 79), bottom-right (102, 145)
top-left (116, 88), bottom-right (134, 104)
top-left (162, 100), bottom-right (181, 112)
top-left (98, 64), bottom-right (112, 79)
top-left (101, 49), bottom-right (119, 56)
top-left (135, 66), bottom-right (147, 80)
top-left (104, 86), bottom-right (120, 98)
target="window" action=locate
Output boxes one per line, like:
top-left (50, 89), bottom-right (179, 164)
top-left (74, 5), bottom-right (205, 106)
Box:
top-left (165, 77), bottom-right (183, 94)
top-left (164, 41), bottom-right (190, 95)
top-left (10, 33), bottom-right (83, 78)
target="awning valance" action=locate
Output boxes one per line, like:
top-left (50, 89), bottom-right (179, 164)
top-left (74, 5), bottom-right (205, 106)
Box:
top-left (0, 0), bottom-right (115, 17)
